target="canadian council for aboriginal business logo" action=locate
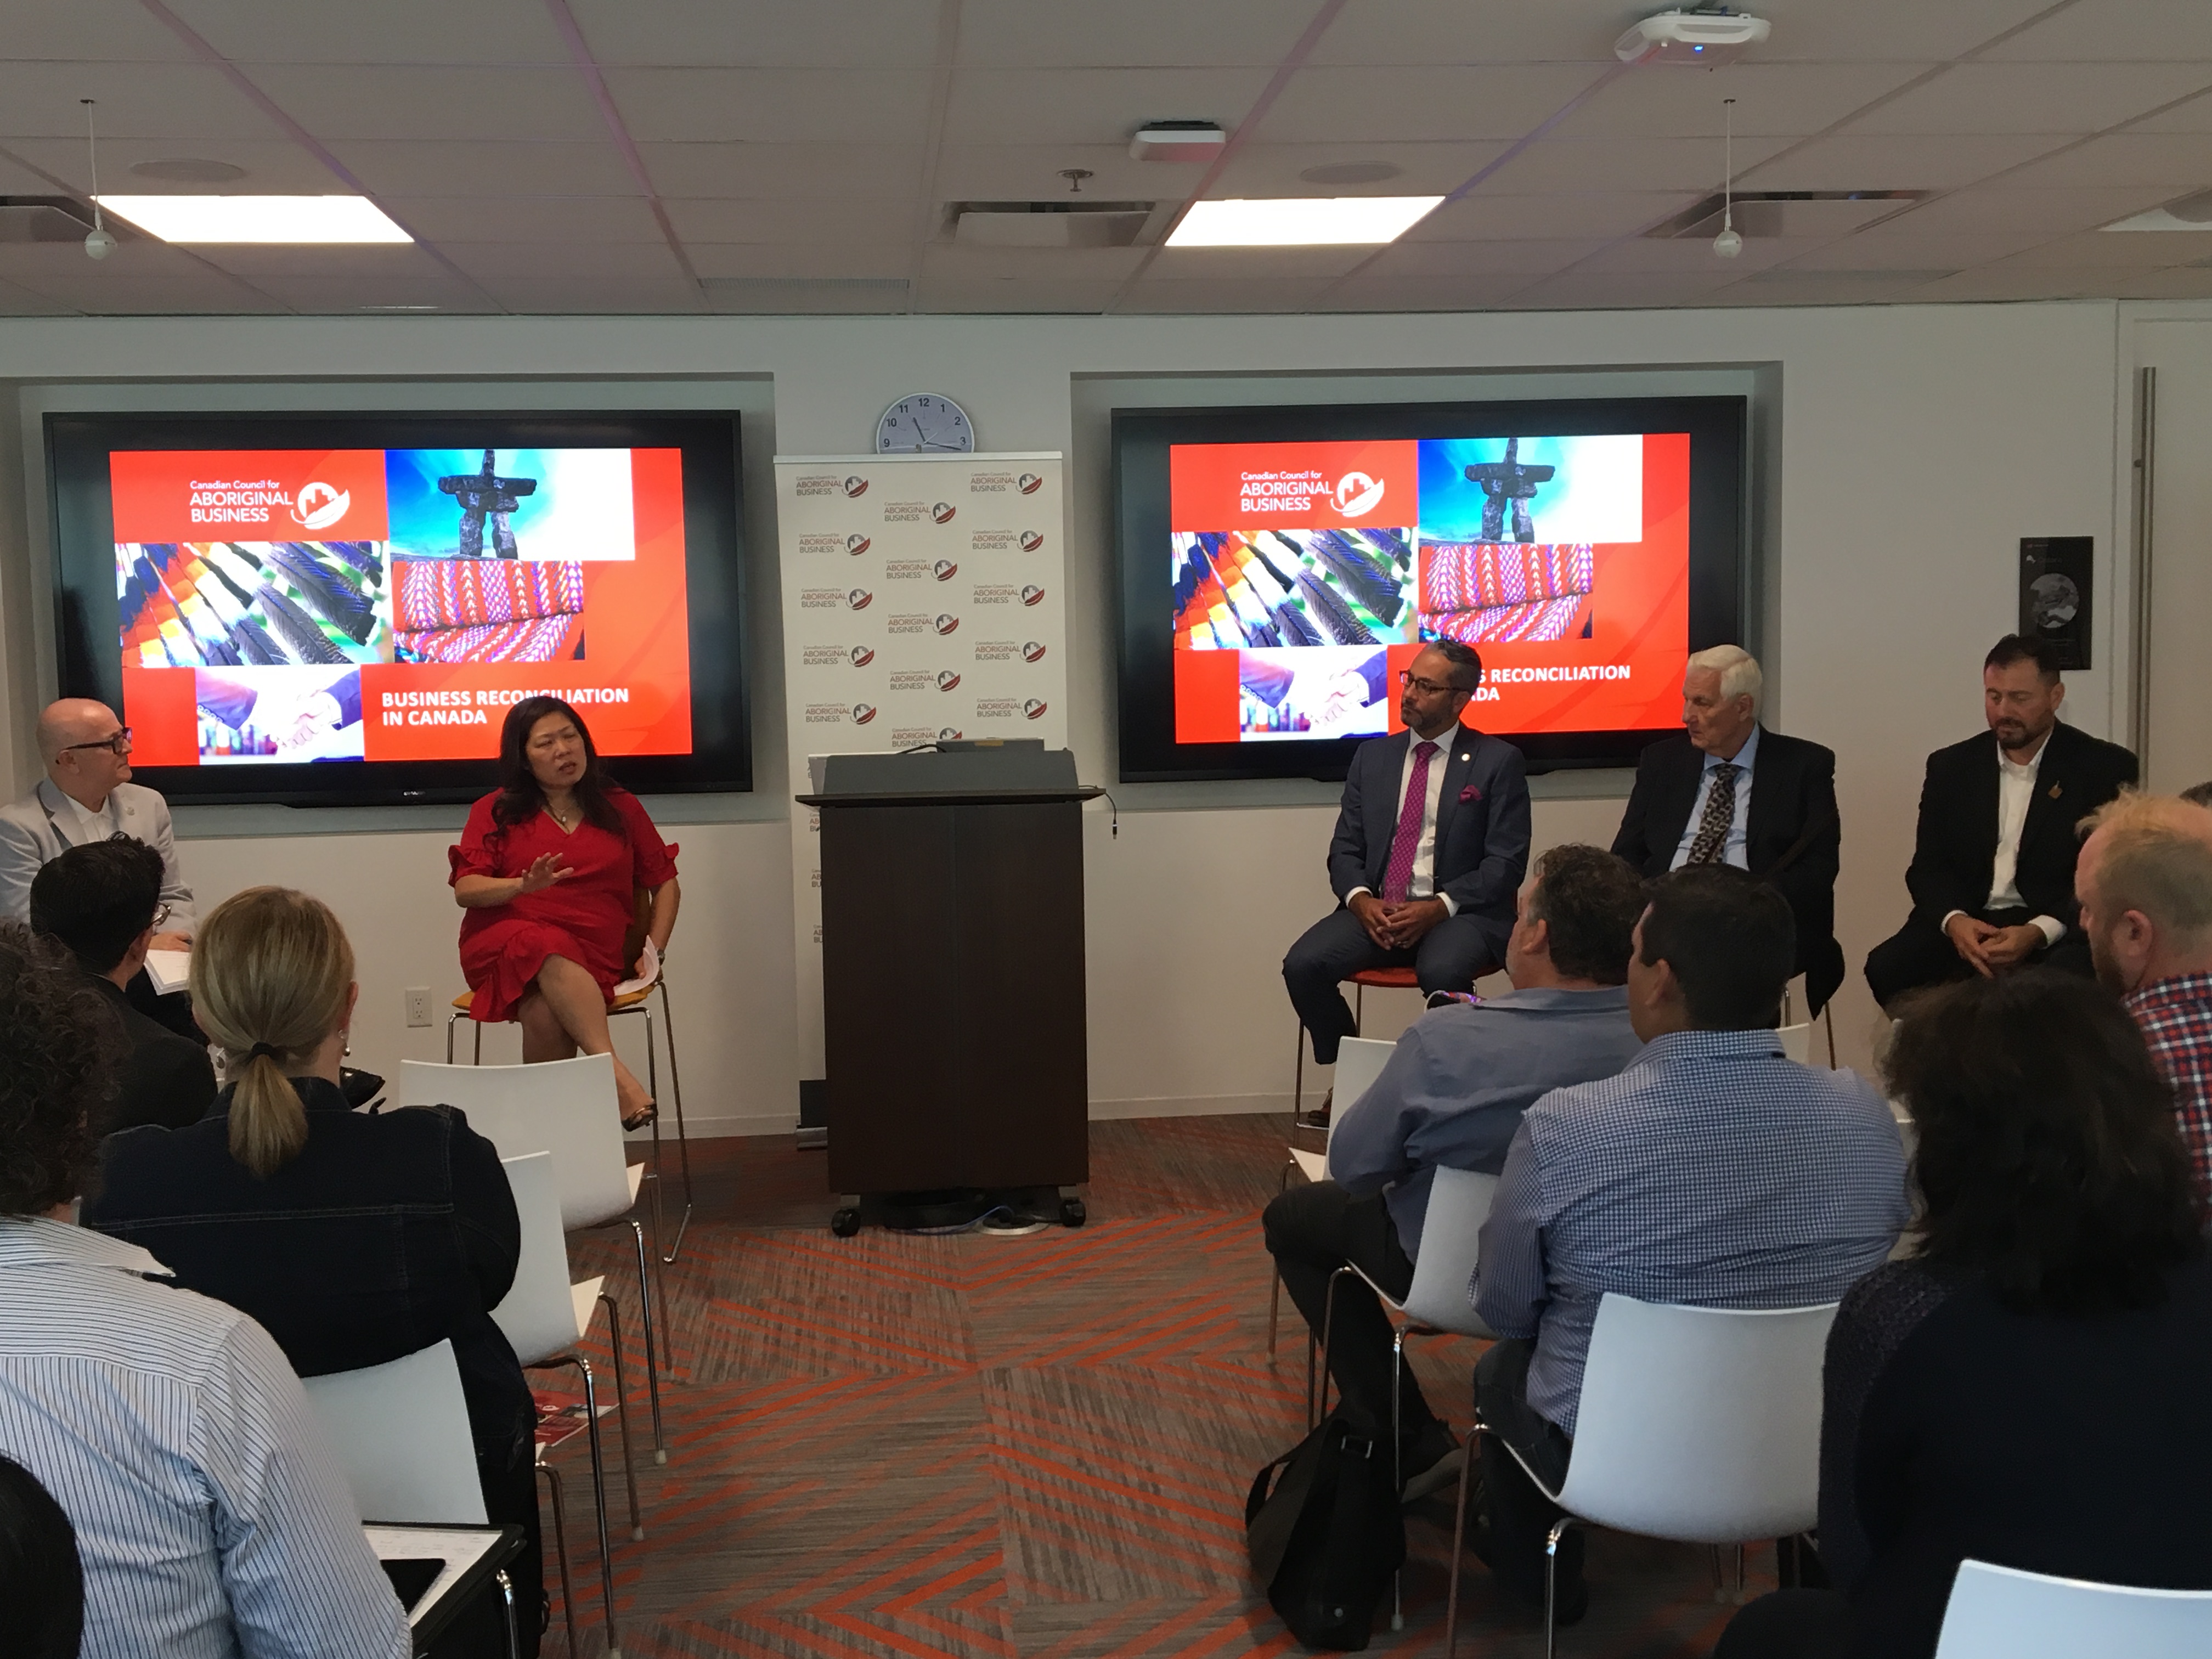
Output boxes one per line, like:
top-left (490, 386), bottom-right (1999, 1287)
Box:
top-left (1018, 472), bottom-right (1043, 495)
top-left (939, 726), bottom-right (963, 741)
top-left (841, 476), bottom-right (869, 498)
top-left (936, 669), bottom-right (962, 692)
top-left (851, 703), bottom-right (877, 725)
top-left (933, 612), bottom-right (960, 635)
top-left (846, 533), bottom-right (871, 555)
top-left (930, 501), bottom-right (956, 524)
top-left (292, 481), bottom-right (351, 531)
top-left (1022, 641), bottom-right (1047, 663)
top-left (846, 588), bottom-right (873, 610)
top-left (1024, 698), bottom-right (1048, 720)
top-left (933, 558), bottom-right (958, 581)
top-left (848, 645), bottom-right (875, 667)
top-left (1019, 529), bottom-right (1044, 551)
top-left (1021, 584), bottom-right (1046, 606)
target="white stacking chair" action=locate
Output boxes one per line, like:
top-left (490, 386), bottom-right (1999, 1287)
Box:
top-left (1777, 1022), bottom-right (1813, 1066)
top-left (1317, 1164), bottom-right (1500, 1632)
top-left (1448, 1293), bottom-right (1837, 1659)
top-left (398, 1054), bottom-right (668, 1465)
top-left (1934, 1560), bottom-right (2212, 1658)
top-left (302, 1341), bottom-right (524, 1657)
top-left (496, 1152), bottom-right (643, 1659)
top-left (1268, 1034), bottom-right (1396, 1362)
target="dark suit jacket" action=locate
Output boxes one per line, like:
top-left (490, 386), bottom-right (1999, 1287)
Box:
top-left (1904, 720), bottom-right (2138, 929)
top-left (1612, 727), bottom-right (1845, 1012)
top-left (1327, 724), bottom-right (1533, 956)
top-left (91, 974), bottom-right (216, 1137)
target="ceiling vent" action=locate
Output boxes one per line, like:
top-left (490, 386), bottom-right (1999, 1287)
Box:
top-left (948, 200), bottom-right (1156, 249)
top-left (1131, 122), bottom-right (1227, 163)
top-left (701, 276), bottom-right (910, 314)
top-left (0, 196), bottom-right (128, 244)
top-left (1645, 190), bottom-right (1923, 240)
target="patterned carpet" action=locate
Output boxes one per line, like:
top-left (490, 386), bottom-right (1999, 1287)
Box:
top-left (557, 1116), bottom-right (1762, 1658)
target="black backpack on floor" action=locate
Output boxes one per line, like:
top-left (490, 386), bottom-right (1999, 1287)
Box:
top-left (1245, 1408), bottom-right (1406, 1649)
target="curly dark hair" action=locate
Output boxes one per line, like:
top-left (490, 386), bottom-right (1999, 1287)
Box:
top-left (1525, 843), bottom-right (1644, 985)
top-left (490, 696), bottom-right (625, 834)
top-left (1886, 968), bottom-right (2203, 1316)
top-left (0, 921), bottom-right (119, 1215)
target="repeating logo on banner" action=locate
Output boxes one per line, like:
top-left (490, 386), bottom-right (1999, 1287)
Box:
top-left (1019, 529), bottom-right (1044, 551)
top-left (851, 703), bottom-right (877, 724)
top-left (1022, 641), bottom-right (1047, 663)
top-left (847, 588), bottom-right (872, 610)
top-left (292, 481), bottom-right (351, 531)
top-left (933, 559), bottom-right (957, 580)
top-left (846, 533), bottom-right (871, 555)
top-left (939, 726), bottom-right (963, 740)
top-left (842, 476), bottom-right (868, 498)
top-left (931, 502), bottom-right (956, 523)
top-left (1024, 698), bottom-right (1048, 720)
top-left (1333, 470), bottom-right (1386, 516)
top-left (933, 613), bottom-right (959, 634)
top-left (1021, 584), bottom-right (1046, 606)
top-left (936, 670), bottom-right (961, 691)
top-left (848, 645), bottom-right (875, 667)
top-left (1018, 472), bottom-right (1043, 494)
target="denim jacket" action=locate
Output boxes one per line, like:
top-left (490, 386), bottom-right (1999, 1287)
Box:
top-left (84, 1076), bottom-right (532, 1472)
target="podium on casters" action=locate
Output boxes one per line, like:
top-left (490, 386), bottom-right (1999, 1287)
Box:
top-left (798, 744), bottom-right (1102, 1235)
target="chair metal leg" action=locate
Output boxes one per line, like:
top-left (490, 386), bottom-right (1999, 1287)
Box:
top-left (1312, 1265), bottom-right (1356, 1430)
top-left (533, 1353), bottom-right (620, 1659)
top-left (1267, 1158), bottom-right (1295, 1363)
top-left (476, 1019), bottom-right (483, 1063)
top-left (652, 980), bottom-right (692, 1262)
top-left (538, 1463), bottom-right (577, 1657)
top-left (1390, 1322), bottom-right (1407, 1632)
top-left (1446, 1417), bottom-right (1486, 1659)
top-left (447, 1010), bottom-right (462, 1064)
top-left (1545, 1517), bottom-right (1573, 1659)
top-left (1824, 1001), bottom-right (1838, 1069)
top-left (497, 1567), bottom-right (520, 1659)
top-left (1293, 1018), bottom-right (1305, 1118)
top-left (595, 1291), bottom-right (646, 1541)
top-left (624, 1218), bottom-right (668, 1462)
top-left (1711, 1543), bottom-right (1729, 1600)
top-left (1354, 980), bottom-right (1364, 1036)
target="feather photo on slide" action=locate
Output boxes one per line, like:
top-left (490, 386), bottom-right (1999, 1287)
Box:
top-left (117, 540), bottom-right (394, 669)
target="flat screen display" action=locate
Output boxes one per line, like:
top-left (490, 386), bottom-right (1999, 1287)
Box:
top-left (1113, 397), bottom-right (1746, 781)
top-left (48, 413), bottom-right (748, 804)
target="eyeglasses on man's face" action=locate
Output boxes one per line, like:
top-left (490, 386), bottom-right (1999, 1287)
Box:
top-left (1398, 670), bottom-right (1465, 698)
top-left (60, 729), bottom-right (132, 758)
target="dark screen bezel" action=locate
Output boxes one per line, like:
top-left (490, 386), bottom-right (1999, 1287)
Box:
top-left (1111, 395), bottom-right (1746, 782)
top-left (47, 410), bottom-right (749, 806)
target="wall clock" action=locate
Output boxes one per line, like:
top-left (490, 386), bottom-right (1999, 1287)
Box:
top-left (876, 393), bottom-right (974, 454)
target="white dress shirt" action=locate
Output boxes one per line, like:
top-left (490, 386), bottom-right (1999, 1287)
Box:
top-left (1349, 728), bottom-right (1462, 914)
top-left (62, 789), bottom-right (120, 840)
top-left (0, 1218), bottom-right (411, 1659)
top-left (1669, 723), bottom-right (1760, 871)
top-left (1941, 733), bottom-right (2065, 945)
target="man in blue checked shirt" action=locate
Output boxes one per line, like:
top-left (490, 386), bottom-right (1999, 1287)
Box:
top-left (1468, 865), bottom-right (1910, 1625)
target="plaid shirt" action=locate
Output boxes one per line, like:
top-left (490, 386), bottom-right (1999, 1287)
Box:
top-left (2126, 971), bottom-right (2212, 1204)
top-left (1474, 1028), bottom-right (1912, 1436)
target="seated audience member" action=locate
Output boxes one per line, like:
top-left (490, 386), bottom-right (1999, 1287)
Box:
top-left (28, 837), bottom-right (215, 1134)
top-left (2074, 792), bottom-right (2212, 1203)
top-left (0, 1454), bottom-right (84, 1659)
top-left (1864, 634), bottom-right (2136, 1008)
top-left (1715, 971), bottom-right (2212, 1659)
top-left (1263, 844), bottom-right (1647, 1498)
top-left (82, 886), bottom-right (541, 1654)
top-left (0, 921), bottom-right (408, 1657)
top-left (1469, 866), bottom-right (1910, 1622)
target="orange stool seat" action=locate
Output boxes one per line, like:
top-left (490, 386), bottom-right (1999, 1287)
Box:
top-left (1346, 966), bottom-right (1420, 991)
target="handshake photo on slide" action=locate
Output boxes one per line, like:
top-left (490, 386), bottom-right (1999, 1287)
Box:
top-left (194, 668), bottom-right (364, 763)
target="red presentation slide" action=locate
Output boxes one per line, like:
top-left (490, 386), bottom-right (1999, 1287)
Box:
top-left (111, 445), bottom-right (693, 768)
top-left (1166, 431), bottom-right (1690, 745)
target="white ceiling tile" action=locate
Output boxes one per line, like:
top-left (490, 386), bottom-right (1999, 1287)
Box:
top-left (1306, 1), bottom-right (1622, 67)
top-left (955, 0), bottom-right (1318, 68)
top-left (250, 65), bottom-right (609, 143)
top-left (440, 241), bottom-right (690, 279)
top-left (1909, 266), bottom-right (2140, 301)
top-left (328, 141), bottom-right (640, 197)
top-left (913, 280), bottom-right (1122, 314)
top-left (2109, 267), bottom-right (2212, 300)
top-left (685, 244), bottom-right (915, 280)
top-left (179, 242), bottom-right (464, 279)
top-left (605, 69), bottom-right (934, 144)
top-left (1408, 192), bottom-right (1701, 241)
top-left (1741, 132), bottom-right (2068, 190)
top-left (1846, 62), bottom-right (2212, 136)
top-left (1211, 142), bottom-right (1508, 197)
top-left (1364, 238), bottom-right (1612, 276)
top-left (0, 278), bottom-right (80, 315)
top-left (377, 195), bottom-right (667, 244)
top-left (1553, 63), bottom-right (1930, 140)
top-left (1475, 136), bottom-right (1790, 195)
top-left (1982, 0), bottom-right (2212, 63)
top-left (224, 274), bottom-right (501, 313)
top-left (1146, 244), bottom-right (1383, 281)
top-left (934, 144), bottom-right (1196, 201)
top-left (0, 239), bottom-right (225, 282)
top-left (2128, 91), bottom-right (2212, 134)
top-left (1577, 235), bottom-right (1837, 276)
top-left (3, 270), bottom-right (290, 314)
top-left (1316, 274), bottom-right (1534, 311)
top-left (1884, 185), bottom-right (2179, 238)
top-left (919, 244), bottom-right (1148, 282)
top-left (0, 146), bottom-right (81, 195)
top-left (663, 198), bottom-right (925, 245)
top-left (640, 143), bottom-right (929, 200)
top-left (1788, 228), bottom-right (2059, 268)
top-left (1504, 269), bottom-right (1745, 309)
top-left (473, 276), bottom-right (707, 312)
top-left (1997, 133), bottom-right (2212, 190)
top-left (571, 0), bottom-right (945, 68)
top-left (162, 0), bottom-right (571, 64)
top-left (1743, 0), bottom-right (2076, 63)
top-left (1254, 65), bottom-right (1613, 144)
top-left (5, 0), bottom-right (202, 59)
top-left (1983, 231), bottom-right (2212, 270)
top-left (0, 61), bottom-right (285, 140)
top-left (1117, 276), bottom-right (1339, 313)
top-left (1716, 272), bottom-right (1950, 306)
top-left (1, 137), bottom-right (345, 195)
top-left (944, 67), bottom-right (1273, 147)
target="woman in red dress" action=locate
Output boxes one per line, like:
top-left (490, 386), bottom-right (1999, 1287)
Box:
top-left (450, 696), bottom-right (679, 1130)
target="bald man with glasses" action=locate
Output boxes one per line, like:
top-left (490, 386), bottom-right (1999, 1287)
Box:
top-left (0, 700), bottom-right (196, 1026)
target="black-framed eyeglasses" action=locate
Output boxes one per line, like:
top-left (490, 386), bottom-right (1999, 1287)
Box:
top-left (151, 904), bottom-right (171, 929)
top-left (1398, 670), bottom-right (1465, 698)
top-left (60, 729), bottom-right (131, 757)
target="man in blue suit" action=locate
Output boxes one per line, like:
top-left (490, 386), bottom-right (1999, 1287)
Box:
top-left (1283, 640), bottom-right (1532, 1086)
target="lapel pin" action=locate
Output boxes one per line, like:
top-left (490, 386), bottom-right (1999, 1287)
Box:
top-left (2048, 782), bottom-right (2062, 799)
top-left (1459, 752), bottom-right (1470, 762)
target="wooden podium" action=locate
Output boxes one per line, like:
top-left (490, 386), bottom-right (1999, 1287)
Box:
top-left (798, 747), bottom-right (1101, 1232)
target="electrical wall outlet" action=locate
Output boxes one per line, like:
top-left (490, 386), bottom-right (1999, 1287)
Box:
top-left (404, 987), bottom-right (433, 1028)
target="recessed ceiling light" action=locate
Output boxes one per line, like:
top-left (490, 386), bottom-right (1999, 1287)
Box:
top-left (1168, 196), bottom-right (1444, 247)
top-left (128, 158), bottom-right (246, 184)
top-left (94, 195), bottom-right (410, 244)
top-left (1299, 162), bottom-right (1402, 186)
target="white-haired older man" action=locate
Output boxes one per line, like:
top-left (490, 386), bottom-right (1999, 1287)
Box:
top-left (1610, 646), bottom-right (1845, 1012)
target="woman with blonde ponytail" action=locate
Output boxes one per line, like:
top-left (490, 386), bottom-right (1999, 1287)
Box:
top-left (84, 888), bottom-right (544, 1652)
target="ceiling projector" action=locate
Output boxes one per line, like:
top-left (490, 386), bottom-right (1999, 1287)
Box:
top-left (1616, 10), bottom-right (1771, 64)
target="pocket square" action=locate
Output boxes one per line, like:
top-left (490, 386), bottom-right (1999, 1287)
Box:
top-left (1459, 785), bottom-right (1481, 804)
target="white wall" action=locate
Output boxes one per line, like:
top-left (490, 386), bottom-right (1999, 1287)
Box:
top-left (0, 299), bottom-right (2154, 1130)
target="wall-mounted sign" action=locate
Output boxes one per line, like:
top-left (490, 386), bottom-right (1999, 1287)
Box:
top-left (2019, 536), bottom-right (2092, 670)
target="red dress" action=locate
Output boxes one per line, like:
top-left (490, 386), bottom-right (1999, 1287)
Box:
top-left (449, 788), bottom-right (679, 1024)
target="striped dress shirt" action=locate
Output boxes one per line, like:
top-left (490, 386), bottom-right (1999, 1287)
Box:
top-left (1474, 1028), bottom-right (1912, 1436)
top-left (0, 1217), bottom-right (410, 1659)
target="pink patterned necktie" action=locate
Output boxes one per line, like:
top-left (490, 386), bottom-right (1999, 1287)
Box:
top-left (1380, 740), bottom-right (1440, 903)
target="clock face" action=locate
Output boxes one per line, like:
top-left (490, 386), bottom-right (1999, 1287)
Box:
top-left (876, 393), bottom-right (974, 454)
